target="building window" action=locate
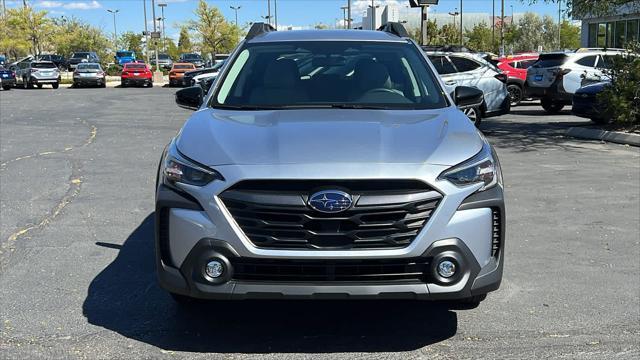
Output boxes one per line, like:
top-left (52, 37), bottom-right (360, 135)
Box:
top-left (589, 23), bottom-right (598, 47)
top-left (628, 19), bottom-right (639, 44)
top-left (597, 23), bottom-right (606, 47)
top-left (615, 21), bottom-right (626, 47)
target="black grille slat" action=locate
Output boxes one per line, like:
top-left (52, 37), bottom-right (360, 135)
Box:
top-left (232, 258), bottom-right (431, 282)
top-left (220, 180), bottom-right (442, 250)
top-left (492, 208), bottom-right (502, 257)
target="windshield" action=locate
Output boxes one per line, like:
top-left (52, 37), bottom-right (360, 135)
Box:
top-left (125, 64), bottom-right (146, 69)
top-left (213, 41), bottom-right (447, 110)
top-left (158, 54), bottom-right (170, 59)
top-left (117, 51), bottom-right (134, 57)
top-left (72, 52), bottom-right (90, 58)
top-left (78, 64), bottom-right (101, 70)
top-left (182, 54), bottom-right (202, 60)
top-left (32, 62), bottom-right (56, 69)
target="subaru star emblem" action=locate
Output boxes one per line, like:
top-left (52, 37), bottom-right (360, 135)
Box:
top-left (308, 190), bottom-right (353, 213)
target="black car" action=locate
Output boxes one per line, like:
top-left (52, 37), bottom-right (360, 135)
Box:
top-left (67, 51), bottom-right (100, 70)
top-left (572, 81), bottom-right (610, 124)
top-left (0, 66), bottom-right (16, 90)
top-left (179, 53), bottom-right (205, 68)
top-left (37, 54), bottom-right (67, 70)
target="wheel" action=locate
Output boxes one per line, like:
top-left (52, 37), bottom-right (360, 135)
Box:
top-left (148, 82), bottom-right (153, 88)
top-left (541, 97), bottom-right (565, 114)
top-left (2, 85), bottom-right (10, 91)
top-left (23, 78), bottom-right (31, 89)
top-left (101, 82), bottom-right (106, 88)
top-left (463, 106), bottom-right (482, 127)
top-left (507, 84), bottom-right (523, 106)
top-left (52, 82), bottom-right (59, 89)
top-left (121, 81), bottom-right (126, 88)
top-left (37, 84), bottom-right (43, 89)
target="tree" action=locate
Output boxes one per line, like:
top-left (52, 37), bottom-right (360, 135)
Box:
top-left (165, 38), bottom-right (180, 60)
top-left (51, 17), bottom-right (110, 65)
top-left (560, 20), bottom-right (581, 49)
top-left (512, 12), bottom-right (544, 52)
top-left (5, 6), bottom-right (52, 56)
top-left (120, 32), bottom-right (143, 57)
top-left (177, 26), bottom-right (192, 54)
top-left (539, 0), bottom-right (640, 18)
top-left (188, 0), bottom-right (240, 61)
top-left (437, 24), bottom-right (459, 46)
top-left (0, 9), bottom-right (31, 59)
top-left (465, 22), bottom-right (492, 52)
top-left (541, 14), bottom-right (559, 50)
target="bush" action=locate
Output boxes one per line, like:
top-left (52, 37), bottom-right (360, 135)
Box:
top-left (105, 64), bottom-right (122, 76)
top-left (597, 42), bottom-right (640, 128)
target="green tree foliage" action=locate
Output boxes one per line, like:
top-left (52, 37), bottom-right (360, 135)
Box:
top-left (560, 20), bottom-right (581, 49)
top-left (177, 26), bottom-right (192, 54)
top-left (119, 32), bottom-right (143, 57)
top-left (465, 22), bottom-right (493, 52)
top-left (537, 0), bottom-right (640, 18)
top-left (598, 42), bottom-right (640, 126)
top-left (188, 0), bottom-right (240, 60)
top-left (0, 9), bottom-right (31, 59)
top-left (165, 38), bottom-right (181, 60)
top-left (4, 6), bottom-right (52, 56)
top-left (51, 17), bottom-right (110, 65)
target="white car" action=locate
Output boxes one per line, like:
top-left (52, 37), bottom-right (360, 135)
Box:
top-left (191, 71), bottom-right (218, 87)
top-left (525, 48), bottom-right (624, 113)
top-left (426, 51), bottom-right (510, 126)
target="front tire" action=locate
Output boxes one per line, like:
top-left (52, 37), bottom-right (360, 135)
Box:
top-left (2, 85), bottom-right (10, 91)
top-left (37, 84), bottom-right (43, 89)
top-left (541, 97), bottom-right (565, 114)
top-left (23, 78), bottom-right (32, 89)
top-left (463, 106), bottom-right (482, 127)
top-left (52, 82), bottom-right (59, 89)
top-left (507, 84), bottom-right (523, 106)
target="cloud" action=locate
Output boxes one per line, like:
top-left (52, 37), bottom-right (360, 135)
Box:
top-left (35, 0), bottom-right (102, 10)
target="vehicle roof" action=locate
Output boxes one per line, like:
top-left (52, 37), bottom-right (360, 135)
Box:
top-left (247, 30), bottom-right (408, 43)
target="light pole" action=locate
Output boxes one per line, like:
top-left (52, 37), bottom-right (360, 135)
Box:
top-left (151, 0), bottom-right (161, 83)
top-left (143, 0), bottom-right (150, 65)
top-left (500, 0), bottom-right (504, 56)
top-left (267, 0), bottom-right (271, 25)
top-left (107, 9), bottom-right (119, 50)
top-left (341, 6), bottom-right (348, 29)
top-left (459, 0), bottom-right (463, 46)
top-left (261, 15), bottom-right (271, 24)
top-left (448, 9), bottom-right (459, 30)
top-left (492, 0), bottom-right (495, 51)
top-left (347, 0), bottom-right (351, 29)
top-left (368, 3), bottom-right (379, 30)
top-left (158, 3), bottom-right (166, 53)
top-left (558, 0), bottom-right (562, 48)
top-left (274, 0), bottom-right (278, 29)
top-left (230, 5), bottom-right (241, 27)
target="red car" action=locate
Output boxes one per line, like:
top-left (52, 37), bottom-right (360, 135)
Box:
top-left (120, 63), bottom-right (153, 87)
top-left (497, 53), bottom-right (538, 106)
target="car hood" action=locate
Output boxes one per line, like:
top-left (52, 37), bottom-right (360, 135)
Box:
top-left (576, 81), bottom-right (610, 94)
top-left (176, 107), bottom-right (483, 167)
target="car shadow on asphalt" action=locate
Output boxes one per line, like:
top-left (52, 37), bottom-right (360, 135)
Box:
top-left (83, 213), bottom-right (458, 353)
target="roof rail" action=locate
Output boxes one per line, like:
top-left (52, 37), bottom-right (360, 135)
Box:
top-left (377, 22), bottom-right (410, 38)
top-left (246, 22), bottom-right (276, 41)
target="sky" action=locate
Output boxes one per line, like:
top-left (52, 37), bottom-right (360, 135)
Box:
top-left (5, 0), bottom-right (563, 40)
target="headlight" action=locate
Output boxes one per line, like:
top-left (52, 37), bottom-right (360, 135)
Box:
top-left (163, 147), bottom-right (222, 187)
top-left (438, 142), bottom-right (500, 192)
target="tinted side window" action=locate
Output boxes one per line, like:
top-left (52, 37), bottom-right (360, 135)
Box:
top-left (449, 56), bottom-right (481, 72)
top-left (428, 56), bottom-right (456, 75)
top-left (575, 55), bottom-right (597, 67)
top-left (514, 60), bottom-right (535, 69)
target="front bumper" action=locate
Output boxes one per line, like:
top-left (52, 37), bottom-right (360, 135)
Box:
top-left (155, 165), bottom-right (505, 300)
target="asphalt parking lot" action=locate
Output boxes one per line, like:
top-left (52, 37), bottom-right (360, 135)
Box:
top-left (1, 86), bottom-right (638, 359)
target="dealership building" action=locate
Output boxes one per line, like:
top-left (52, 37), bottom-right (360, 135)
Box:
top-left (577, 4), bottom-right (640, 48)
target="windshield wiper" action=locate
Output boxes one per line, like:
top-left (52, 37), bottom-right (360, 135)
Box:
top-left (213, 104), bottom-right (286, 110)
top-left (329, 104), bottom-right (393, 110)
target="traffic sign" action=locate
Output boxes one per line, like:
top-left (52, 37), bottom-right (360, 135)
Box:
top-left (409, 0), bottom-right (439, 7)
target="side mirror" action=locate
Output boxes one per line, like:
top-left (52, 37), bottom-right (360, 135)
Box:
top-left (451, 86), bottom-right (483, 109)
top-left (175, 86), bottom-right (203, 110)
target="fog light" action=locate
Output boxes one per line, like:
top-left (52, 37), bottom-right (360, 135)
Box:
top-left (437, 260), bottom-right (456, 278)
top-left (205, 260), bottom-right (224, 278)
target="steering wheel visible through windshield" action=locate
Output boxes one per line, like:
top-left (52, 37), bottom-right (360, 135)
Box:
top-left (212, 41), bottom-right (447, 110)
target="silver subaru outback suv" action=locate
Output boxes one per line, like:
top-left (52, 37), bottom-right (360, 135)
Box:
top-left (156, 23), bottom-right (505, 305)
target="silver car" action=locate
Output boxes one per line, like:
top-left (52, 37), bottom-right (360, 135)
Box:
top-left (72, 63), bottom-right (106, 88)
top-left (15, 61), bottom-right (60, 89)
top-left (157, 24), bottom-right (505, 305)
top-left (426, 51), bottom-right (510, 125)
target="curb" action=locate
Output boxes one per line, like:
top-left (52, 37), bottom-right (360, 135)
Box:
top-left (566, 127), bottom-right (640, 147)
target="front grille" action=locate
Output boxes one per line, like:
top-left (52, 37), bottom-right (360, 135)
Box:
top-left (219, 180), bottom-right (442, 250)
top-left (232, 257), bottom-right (430, 282)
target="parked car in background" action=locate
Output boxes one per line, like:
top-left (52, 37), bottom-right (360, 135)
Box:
top-left (0, 65), bottom-right (16, 90)
top-left (115, 50), bottom-right (136, 66)
top-left (168, 63), bottom-right (196, 86)
top-left (214, 53), bottom-right (229, 64)
top-left (15, 61), bottom-right (60, 89)
top-left (72, 63), bottom-right (106, 88)
top-left (67, 51), bottom-right (100, 70)
top-left (37, 54), bottom-right (67, 70)
top-left (179, 53), bottom-right (205, 68)
top-left (496, 53), bottom-right (539, 106)
top-left (572, 81), bottom-right (611, 124)
top-left (0, 55), bottom-right (7, 67)
top-left (426, 51), bottom-right (510, 126)
top-left (525, 48), bottom-right (623, 113)
top-left (120, 62), bottom-right (153, 87)
top-left (183, 60), bottom-right (226, 87)
top-left (150, 53), bottom-right (174, 70)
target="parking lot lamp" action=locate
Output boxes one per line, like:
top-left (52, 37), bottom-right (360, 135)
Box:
top-left (107, 9), bottom-right (119, 50)
top-left (159, 3), bottom-right (167, 53)
top-left (151, 0), bottom-right (162, 83)
top-left (230, 6), bottom-right (241, 27)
